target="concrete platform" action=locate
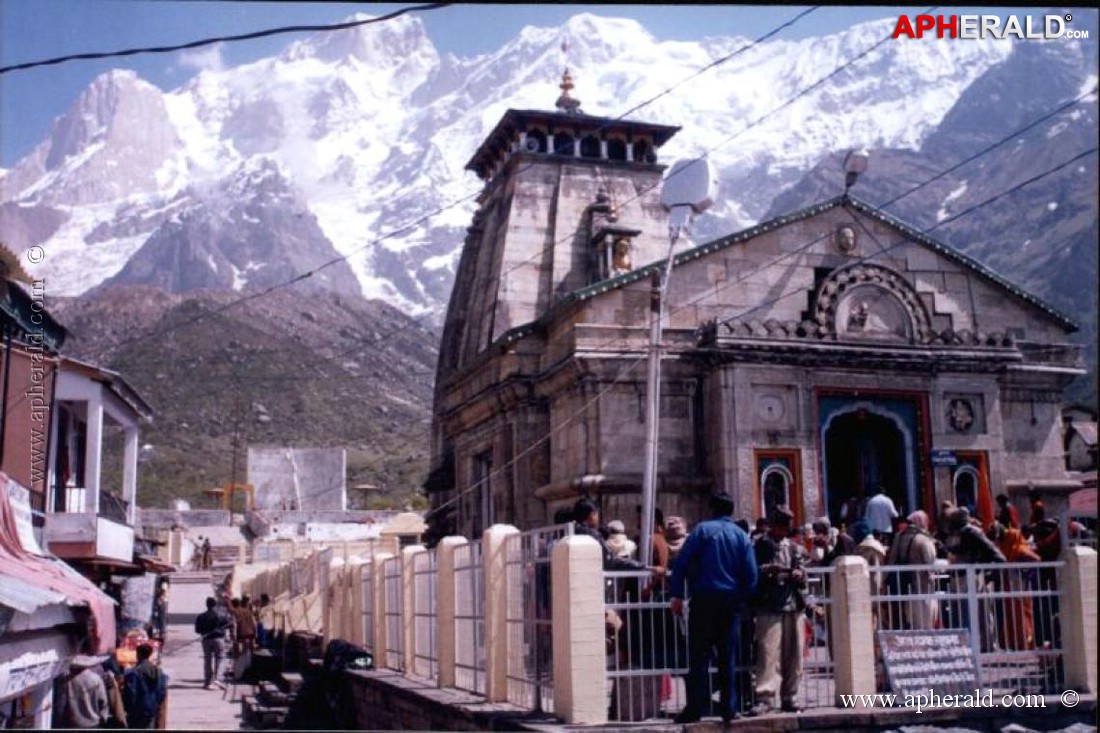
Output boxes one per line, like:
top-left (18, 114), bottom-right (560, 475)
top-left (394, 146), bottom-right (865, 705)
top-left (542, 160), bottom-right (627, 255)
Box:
top-left (158, 622), bottom-right (250, 730)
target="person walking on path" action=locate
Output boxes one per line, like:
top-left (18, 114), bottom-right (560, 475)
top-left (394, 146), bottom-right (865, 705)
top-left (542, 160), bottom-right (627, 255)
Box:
top-left (122, 643), bottom-right (168, 730)
top-left (748, 504), bottom-right (806, 717)
top-left (669, 491), bottom-right (759, 724)
top-left (194, 596), bottom-right (231, 690)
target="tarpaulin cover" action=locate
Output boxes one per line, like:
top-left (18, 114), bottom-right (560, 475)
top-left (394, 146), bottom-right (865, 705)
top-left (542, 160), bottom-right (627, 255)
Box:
top-left (0, 473), bottom-right (117, 653)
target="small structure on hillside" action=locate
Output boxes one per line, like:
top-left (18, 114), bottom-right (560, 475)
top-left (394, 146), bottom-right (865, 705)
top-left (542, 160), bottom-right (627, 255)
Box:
top-left (247, 446), bottom-right (347, 511)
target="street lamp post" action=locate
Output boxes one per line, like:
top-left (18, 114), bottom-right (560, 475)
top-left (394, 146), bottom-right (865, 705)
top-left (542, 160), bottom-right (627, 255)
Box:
top-left (639, 158), bottom-right (716, 566)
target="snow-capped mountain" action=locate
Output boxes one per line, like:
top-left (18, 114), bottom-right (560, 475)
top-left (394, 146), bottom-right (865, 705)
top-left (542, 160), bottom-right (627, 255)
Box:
top-left (1, 11), bottom-right (1096, 327)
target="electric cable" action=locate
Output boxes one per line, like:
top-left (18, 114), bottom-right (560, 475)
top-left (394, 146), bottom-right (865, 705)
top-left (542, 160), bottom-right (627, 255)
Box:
top-left (81, 5), bottom-right (826, 355)
top-left (0, 3), bottom-right (452, 74)
top-left (425, 146), bottom-right (1096, 522)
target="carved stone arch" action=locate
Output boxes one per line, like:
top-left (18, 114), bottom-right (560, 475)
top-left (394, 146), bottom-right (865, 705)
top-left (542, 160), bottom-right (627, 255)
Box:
top-left (812, 263), bottom-right (933, 343)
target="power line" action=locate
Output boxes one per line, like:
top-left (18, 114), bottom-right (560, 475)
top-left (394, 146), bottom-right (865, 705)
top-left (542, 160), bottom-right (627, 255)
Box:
top-left (0, 3), bottom-right (452, 74)
top-left (426, 145), bottom-right (1095, 522)
top-left (492, 6), bottom-right (935, 286)
top-left (111, 79), bottom-right (1095, 400)
top-left (90, 5), bottom-right (826, 358)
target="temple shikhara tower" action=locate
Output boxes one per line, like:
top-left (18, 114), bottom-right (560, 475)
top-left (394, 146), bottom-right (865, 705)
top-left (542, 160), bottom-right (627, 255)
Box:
top-left (427, 69), bottom-right (1085, 541)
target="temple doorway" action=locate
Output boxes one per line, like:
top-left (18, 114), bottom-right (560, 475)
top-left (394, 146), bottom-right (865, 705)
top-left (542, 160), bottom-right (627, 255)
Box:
top-left (819, 395), bottom-right (922, 526)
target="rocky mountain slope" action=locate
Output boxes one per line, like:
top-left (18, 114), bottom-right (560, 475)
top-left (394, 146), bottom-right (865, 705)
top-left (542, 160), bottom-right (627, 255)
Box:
top-left (49, 286), bottom-right (438, 508)
top-left (5, 11), bottom-right (1072, 313)
top-left (3, 10), bottom-right (1096, 506)
top-left (765, 37), bottom-right (1098, 405)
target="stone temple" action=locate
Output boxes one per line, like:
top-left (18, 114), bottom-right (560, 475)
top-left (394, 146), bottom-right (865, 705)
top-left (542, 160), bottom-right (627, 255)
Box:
top-left (426, 71), bottom-right (1085, 539)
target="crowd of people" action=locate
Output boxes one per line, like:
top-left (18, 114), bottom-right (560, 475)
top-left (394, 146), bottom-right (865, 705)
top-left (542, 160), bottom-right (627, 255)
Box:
top-left (571, 485), bottom-right (1085, 723)
top-left (193, 592), bottom-right (273, 691)
top-left (53, 644), bottom-right (168, 729)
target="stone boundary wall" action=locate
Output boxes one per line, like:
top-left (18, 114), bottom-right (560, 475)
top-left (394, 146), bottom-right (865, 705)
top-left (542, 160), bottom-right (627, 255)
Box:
top-left (341, 667), bottom-right (1096, 733)
top-left (343, 669), bottom-right (533, 731)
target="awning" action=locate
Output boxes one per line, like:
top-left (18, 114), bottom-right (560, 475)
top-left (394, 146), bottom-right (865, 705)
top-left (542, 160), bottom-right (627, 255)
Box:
top-left (136, 554), bottom-right (176, 574)
top-left (0, 571), bottom-right (67, 615)
top-left (2, 474), bottom-right (117, 653)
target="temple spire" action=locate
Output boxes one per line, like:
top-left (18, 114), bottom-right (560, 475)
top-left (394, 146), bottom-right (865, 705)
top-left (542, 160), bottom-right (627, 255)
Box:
top-left (554, 39), bottom-right (582, 114)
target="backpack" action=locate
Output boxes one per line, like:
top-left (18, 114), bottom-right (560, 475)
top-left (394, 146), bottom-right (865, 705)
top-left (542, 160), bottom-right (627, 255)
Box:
top-left (123, 666), bottom-right (166, 728)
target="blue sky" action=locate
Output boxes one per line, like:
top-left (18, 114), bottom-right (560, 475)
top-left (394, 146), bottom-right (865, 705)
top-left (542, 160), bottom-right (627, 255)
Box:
top-left (0, 3), bottom-right (1080, 166)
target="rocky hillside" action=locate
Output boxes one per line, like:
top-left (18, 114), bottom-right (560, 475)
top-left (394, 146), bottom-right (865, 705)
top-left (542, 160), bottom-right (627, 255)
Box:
top-left (764, 39), bottom-right (1098, 406)
top-left (50, 285), bottom-right (438, 509)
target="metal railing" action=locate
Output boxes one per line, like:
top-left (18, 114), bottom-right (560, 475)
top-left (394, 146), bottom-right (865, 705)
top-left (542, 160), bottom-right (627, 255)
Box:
top-left (605, 569), bottom-right (688, 722)
top-left (799, 566), bottom-right (836, 709)
top-left (454, 539), bottom-right (486, 695)
top-left (361, 562), bottom-right (375, 653)
top-left (869, 562), bottom-right (1065, 695)
top-left (503, 523), bottom-right (572, 713)
top-left (99, 490), bottom-right (129, 524)
top-left (412, 550), bottom-right (439, 681)
top-left (604, 565), bottom-right (837, 722)
top-left (383, 555), bottom-right (404, 671)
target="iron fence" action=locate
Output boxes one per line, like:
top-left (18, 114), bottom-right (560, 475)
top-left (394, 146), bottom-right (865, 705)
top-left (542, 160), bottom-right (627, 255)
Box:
top-left (454, 539), bottom-right (486, 695)
top-left (604, 565), bottom-right (836, 722)
top-left (605, 569), bottom-right (687, 722)
top-left (382, 555), bottom-right (404, 671)
top-left (503, 523), bottom-right (572, 713)
top-left (869, 562), bottom-right (1065, 696)
top-left (412, 550), bottom-right (439, 681)
top-left (798, 566), bottom-right (836, 709)
top-left (360, 562), bottom-right (375, 653)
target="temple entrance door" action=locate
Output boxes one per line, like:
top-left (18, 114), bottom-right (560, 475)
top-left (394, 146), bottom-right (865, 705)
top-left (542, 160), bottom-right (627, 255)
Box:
top-left (823, 409), bottom-right (909, 523)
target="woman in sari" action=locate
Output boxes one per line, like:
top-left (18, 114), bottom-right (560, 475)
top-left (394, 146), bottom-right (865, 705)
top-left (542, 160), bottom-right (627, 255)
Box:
top-left (996, 525), bottom-right (1040, 650)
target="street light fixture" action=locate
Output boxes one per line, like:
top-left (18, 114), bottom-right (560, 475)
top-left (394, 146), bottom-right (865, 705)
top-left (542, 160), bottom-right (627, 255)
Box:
top-left (639, 158), bottom-right (716, 566)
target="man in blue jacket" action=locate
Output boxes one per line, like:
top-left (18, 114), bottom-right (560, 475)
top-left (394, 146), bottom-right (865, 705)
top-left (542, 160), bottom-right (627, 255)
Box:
top-left (670, 491), bottom-right (759, 724)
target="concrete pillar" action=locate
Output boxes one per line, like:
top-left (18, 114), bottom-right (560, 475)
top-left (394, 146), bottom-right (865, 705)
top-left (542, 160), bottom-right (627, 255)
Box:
top-left (484, 524), bottom-right (519, 702)
top-left (551, 534), bottom-right (607, 725)
top-left (85, 395), bottom-right (103, 512)
top-left (829, 555), bottom-right (876, 704)
top-left (626, 141), bottom-right (634, 161)
top-left (599, 139), bottom-right (608, 159)
top-left (1057, 546), bottom-right (1097, 694)
top-left (435, 536), bottom-right (467, 688)
top-left (122, 426), bottom-right (138, 525)
top-left (401, 545), bottom-right (425, 673)
top-left (372, 553), bottom-right (393, 665)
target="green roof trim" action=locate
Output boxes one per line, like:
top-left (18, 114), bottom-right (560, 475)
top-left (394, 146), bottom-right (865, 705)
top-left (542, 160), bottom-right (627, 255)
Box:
top-left (487, 194), bottom-right (1078, 353)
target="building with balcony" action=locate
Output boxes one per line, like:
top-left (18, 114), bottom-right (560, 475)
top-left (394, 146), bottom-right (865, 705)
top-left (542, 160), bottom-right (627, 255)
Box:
top-left (43, 357), bottom-right (153, 581)
top-left (0, 246), bottom-right (121, 727)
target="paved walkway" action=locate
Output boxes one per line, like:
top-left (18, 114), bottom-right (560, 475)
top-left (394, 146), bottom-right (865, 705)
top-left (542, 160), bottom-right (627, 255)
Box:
top-left (158, 622), bottom-right (248, 730)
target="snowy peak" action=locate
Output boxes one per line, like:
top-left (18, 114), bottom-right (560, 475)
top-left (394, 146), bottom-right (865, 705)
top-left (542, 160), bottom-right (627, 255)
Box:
top-left (284, 12), bottom-right (436, 68)
top-left (1, 10), bottom-right (1095, 334)
top-left (14, 68), bottom-right (181, 205)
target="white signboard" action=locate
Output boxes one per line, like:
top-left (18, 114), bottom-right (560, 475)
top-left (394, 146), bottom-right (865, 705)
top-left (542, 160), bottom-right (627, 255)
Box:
top-left (5, 477), bottom-right (45, 556)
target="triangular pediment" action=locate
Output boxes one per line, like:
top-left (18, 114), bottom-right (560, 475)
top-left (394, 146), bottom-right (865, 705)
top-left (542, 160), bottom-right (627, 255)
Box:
top-left (556, 195), bottom-right (1076, 336)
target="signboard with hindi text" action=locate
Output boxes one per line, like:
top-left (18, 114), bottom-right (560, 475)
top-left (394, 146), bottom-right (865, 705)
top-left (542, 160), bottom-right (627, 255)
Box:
top-left (878, 629), bottom-right (978, 697)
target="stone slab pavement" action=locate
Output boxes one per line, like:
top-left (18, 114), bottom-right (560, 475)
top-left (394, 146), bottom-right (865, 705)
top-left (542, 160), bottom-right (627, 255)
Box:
top-left (157, 622), bottom-right (249, 730)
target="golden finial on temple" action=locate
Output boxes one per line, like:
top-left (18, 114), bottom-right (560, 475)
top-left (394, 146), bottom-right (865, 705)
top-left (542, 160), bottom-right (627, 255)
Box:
top-left (555, 38), bottom-right (582, 114)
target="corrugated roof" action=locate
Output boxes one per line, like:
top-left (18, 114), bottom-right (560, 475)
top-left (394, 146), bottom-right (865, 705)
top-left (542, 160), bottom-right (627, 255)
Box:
top-left (0, 571), bottom-right (68, 614)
